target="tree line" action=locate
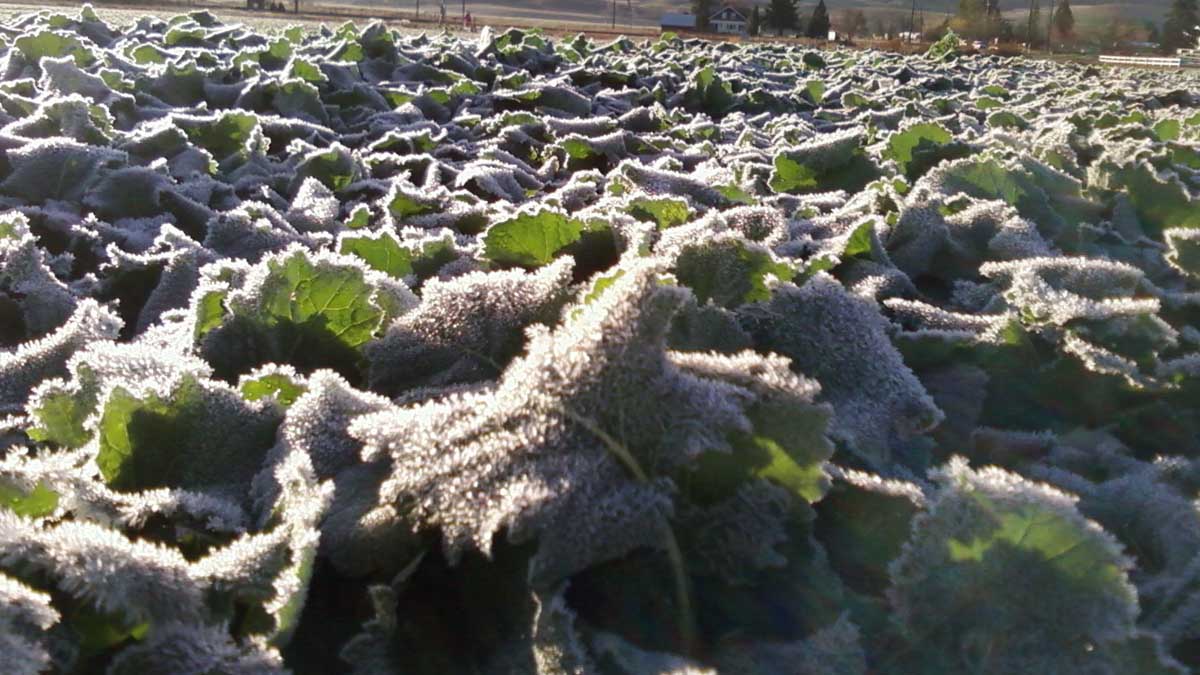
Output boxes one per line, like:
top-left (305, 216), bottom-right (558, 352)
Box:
top-left (689, 0), bottom-right (1198, 54)
top-left (934, 0), bottom-right (1196, 53)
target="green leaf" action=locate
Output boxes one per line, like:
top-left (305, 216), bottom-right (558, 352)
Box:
top-left (97, 376), bottom-right (279, 492)
top-left (241, 373), bottom-right (307, 408)
top-left (194, 290), bottom-right (227, 340)
top-left (482, 211), bottom-right (584, 267)
top-left (287, 58), bottom-right (327, 83)
top-left (1153, 119), bottom-right (1181, 142)
top-left (884, 123), bottom-right (962, 179)
top-left (333, 40), bottom-right (364, 62)
top-left (842, 92), bottom-right (878, 110)
top-left (926, 30), bottom-right (961, 61)
top-left (164, 26), bottom-right (207, 47)
top-left (0, 216), bottom-right (21, 240)
top-left (27, 389), bottom-right (95, 448)
top-left (258, 252), bottom-right (384, 350)
top-left (980, 84), bottom-right (1008, 98)
top-left (975, 96), bottom-right (1003, 110)
top-left (626, 197), bottom-right (691, 229)
top-left (769, 154), bottom-right (821, 193)
top-left (804, 79), bottom-right (826, 104)
top-left (339, 233), bottom-right (414, 278)
top-left (843, 220), bottom-right (875, 258)
top-left (686, 65), bottom-right (737, 117)
top-left (560, 137), bottom-right (596, 161)
top-left (128, 43), bottom-right (167, 64)
top-left (0, 480), bottom-right (59, 518)
top-left (386, 191), bottom-right (437, 219)
top-left (733, 432), bottom-right (826, 503)
top-left (1116, 163), bottom-right (1200, 235)
top-left (409, 236), bottom-right (459, 279)
top-left (798, 220), bottom-right (874, 282)
top-left (987, 111), bottom-right (1027, 130)
top-left (815, 479), bottom-right (919, 595)
top-left (181, 111), bottom-right (258, 160)
top-left (345, 205), bottom-right (371, 229)
top-left (15, 30), bottom-right (96, 67)
top-left (674, 238), bottom-right (795, 308)
top-left (692, 398), bottom-right (832, 505)
top-left (939, 158), bottom-right (1027, 208)
top-left (199, 250), bottom-right (390, 381)
top-left (1168, 143), bottom-right (1200, 169)
top-left (715, 184), bottom-right (756, 205)
top-left (296, 147), bottom-right (356, 192)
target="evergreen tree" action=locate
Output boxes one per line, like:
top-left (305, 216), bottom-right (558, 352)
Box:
top-left (693, 0), bottom-right (714, 31)
top-left (765, 0), bottom-right (799, 35)
top-left (749, 5), bottom-right (762, 36)
top-left (807, 0), bottom-right (831, 38)
top-left (1026, 0), bottom-right (1042, 47)
top-left (1052, 0), bottom-right (1074, 40)
top-left (1162, 0), bottom-right (1200, 52)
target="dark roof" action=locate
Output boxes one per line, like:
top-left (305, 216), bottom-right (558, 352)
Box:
top-left (709, 6), bottom-right (748, 22)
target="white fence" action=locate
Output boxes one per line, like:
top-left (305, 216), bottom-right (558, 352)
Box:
top-left (1099, 55), bottom-right (1183, 68)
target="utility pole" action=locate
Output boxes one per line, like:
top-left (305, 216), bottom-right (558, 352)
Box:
top-left (612, 0), bottom-right (617, 29)
top-left (416, 0), bottom-right (420, 21)
top-left (909, 0), bottom-right (918, 41)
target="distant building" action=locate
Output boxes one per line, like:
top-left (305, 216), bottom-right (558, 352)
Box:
top-left (660, 13), bottom-right (697, 32)
top-left (709, 6), bottom-right (748, 35)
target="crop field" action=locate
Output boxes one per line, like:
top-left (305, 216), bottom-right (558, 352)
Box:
top-left (1, 5), bottom-right (1200, 674)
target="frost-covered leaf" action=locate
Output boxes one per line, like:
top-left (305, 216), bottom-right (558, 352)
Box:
top-left (366, 257), bottom-right (573, 395)
top-left (671, 233), bottom-right (796, 309)
top-left (741, 274), bottom-right (942, 466)
top-left (352, 260), bottom-right (828, 585)
top-left (888, 458), bottom-right (1139, 674)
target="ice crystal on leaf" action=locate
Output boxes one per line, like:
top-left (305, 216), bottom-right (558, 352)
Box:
top-left (366, 257), bottom-right (573, 395)
top-left (352, 260), bottom-right (831, 585)
top-left (888, 457), bottom-right (1142, 675)
top-left (1, 300), bottom-right (120, 413)
top-left (740, 273), bottom-right (942, 465)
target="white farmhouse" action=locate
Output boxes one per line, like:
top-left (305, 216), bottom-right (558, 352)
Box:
top-left (708, 6), bottom-right (749, 35)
